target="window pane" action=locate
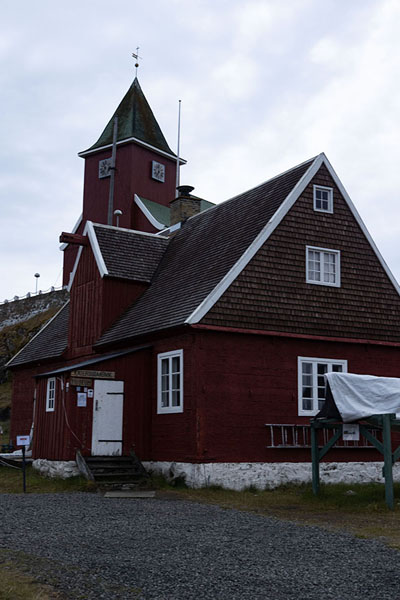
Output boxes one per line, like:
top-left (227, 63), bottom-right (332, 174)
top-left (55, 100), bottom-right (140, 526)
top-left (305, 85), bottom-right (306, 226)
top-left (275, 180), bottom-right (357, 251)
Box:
top-left (161, 391), bottom-right (169, 408)
top-left (332, 364), bottom-right (343, 372)
top-left (302, 397), bottom-right (312, 411)
top-left (172, 356), bottom-right (180, 373)
top-left (161, 374), bottom-right (169, 392)
top-left (172, 390), bottom-right (180, 407)
top-left (323, 253), bottom-right (336, 283)
top-left (161, 359), bottom-right (169, 375)
top-left (172, 373), bottom-right (180, 390)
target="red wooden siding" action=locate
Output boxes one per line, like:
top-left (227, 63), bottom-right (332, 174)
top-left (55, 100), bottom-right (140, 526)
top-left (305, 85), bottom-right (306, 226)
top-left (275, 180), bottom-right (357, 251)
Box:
top-left (192, 330), bottom-right (400, 463)
top-left (10, 367), bottom-right (37, 443)
top-left (150, 334), bottom-right (198, 461)
top-left (68, 247), bottom-right (102, 357)
top-left (101, 279), bottom-right (148, 335)
top-left (203, 164), bottom-right (400, 342)
top-left (82, 144), bottom-right (177, 232)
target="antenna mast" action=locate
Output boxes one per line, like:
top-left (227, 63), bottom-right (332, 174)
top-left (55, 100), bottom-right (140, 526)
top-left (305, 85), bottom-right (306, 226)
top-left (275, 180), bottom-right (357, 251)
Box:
top-left (176, 99), bottom-right (182, 191)
top-left (107, 116), bottom-right (118, 225)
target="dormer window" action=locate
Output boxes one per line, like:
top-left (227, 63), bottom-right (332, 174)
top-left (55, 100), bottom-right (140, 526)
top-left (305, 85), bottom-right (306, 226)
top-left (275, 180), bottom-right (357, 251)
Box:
top-left (313, 185), bottom-right (333, 213)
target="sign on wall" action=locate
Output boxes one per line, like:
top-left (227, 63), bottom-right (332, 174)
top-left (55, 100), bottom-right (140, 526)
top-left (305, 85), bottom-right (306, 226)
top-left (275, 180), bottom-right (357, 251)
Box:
top-left (71, 370), bottom-right (115, 379)
top-left (342, 424), bottom-right (360, 441)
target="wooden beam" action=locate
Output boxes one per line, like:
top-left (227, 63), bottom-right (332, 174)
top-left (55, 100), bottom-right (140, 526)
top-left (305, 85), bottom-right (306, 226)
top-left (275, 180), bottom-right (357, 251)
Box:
top-left (59, 232), bottom-right (88, 246)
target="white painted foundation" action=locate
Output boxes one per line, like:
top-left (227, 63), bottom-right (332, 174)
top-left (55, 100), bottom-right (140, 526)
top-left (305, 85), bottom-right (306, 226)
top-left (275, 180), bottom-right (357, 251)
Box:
top-left (32, 459), bottom-right (80, 479)
top-left (143, 461), bottom-right (400, 491)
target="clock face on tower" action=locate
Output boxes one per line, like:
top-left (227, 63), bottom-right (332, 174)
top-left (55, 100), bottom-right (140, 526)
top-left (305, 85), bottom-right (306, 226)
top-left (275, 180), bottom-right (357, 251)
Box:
top-left (151, 160), bottom-right (165, 183)
top-left (98, 158), bottom-right (112, 179)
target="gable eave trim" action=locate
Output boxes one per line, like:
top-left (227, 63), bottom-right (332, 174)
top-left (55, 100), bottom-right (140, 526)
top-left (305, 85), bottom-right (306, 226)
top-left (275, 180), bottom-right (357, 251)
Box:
top-left (185, 154), bottom-right (325, 325)
top-left (86, 221), bottom-right (109, 278)
top-left (321, 154), bottom-right (400, 297)
top-left (186, 152), bottom-right (400, 325)
top-left (59, 213), bottom-right (83, 250)
top-left (134, 194), bottom-right (166, 230)
top-left (78, 136), bottom-right (187, 164)
top-left (67, 221), bottom-right (108, 290)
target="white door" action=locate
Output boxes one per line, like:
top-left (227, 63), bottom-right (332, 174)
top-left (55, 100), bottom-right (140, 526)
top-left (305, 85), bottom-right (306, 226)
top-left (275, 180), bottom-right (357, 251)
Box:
top-left (91, 380), bottom-right (124, 456)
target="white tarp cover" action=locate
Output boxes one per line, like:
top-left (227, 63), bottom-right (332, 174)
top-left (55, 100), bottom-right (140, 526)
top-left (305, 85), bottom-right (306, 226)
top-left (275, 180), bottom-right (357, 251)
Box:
top-left (325, 372), bottom-right (400, 423)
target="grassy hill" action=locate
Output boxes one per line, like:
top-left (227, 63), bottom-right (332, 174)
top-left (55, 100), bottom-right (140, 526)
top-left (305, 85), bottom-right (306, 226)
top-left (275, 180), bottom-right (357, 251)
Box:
top-left (0, 290), bottom-right (68, 447)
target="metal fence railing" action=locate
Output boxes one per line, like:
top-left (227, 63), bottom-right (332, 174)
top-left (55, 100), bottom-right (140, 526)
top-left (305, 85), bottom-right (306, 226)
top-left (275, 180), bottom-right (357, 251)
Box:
top-left (1, 285), bottom-right (66, 306)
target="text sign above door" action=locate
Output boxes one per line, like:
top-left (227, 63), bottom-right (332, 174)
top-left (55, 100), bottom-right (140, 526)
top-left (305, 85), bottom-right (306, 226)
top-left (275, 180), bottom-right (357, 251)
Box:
top-left (70, 377), bottom-right (92, 387)
top-left (71, 370), bottom-right (115, 379)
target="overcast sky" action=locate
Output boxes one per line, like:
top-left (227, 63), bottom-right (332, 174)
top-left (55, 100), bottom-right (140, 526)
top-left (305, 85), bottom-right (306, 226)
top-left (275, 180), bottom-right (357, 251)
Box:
top-left (1, 0), bottom-right (400, 300)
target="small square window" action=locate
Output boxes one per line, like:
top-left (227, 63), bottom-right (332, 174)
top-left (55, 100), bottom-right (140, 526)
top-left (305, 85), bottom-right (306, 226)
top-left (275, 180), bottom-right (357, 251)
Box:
top-left (306, 246), bottom-right (340, 287)
top-left (157, 350), bottom-right (183, 414)
top-left (313, 185), bottom-right (333, 213)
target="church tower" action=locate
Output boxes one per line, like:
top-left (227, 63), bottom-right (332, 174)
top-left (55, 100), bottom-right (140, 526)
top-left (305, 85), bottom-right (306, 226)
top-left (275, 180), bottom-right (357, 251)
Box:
top-left (62, 77), bottom-right (183, 285)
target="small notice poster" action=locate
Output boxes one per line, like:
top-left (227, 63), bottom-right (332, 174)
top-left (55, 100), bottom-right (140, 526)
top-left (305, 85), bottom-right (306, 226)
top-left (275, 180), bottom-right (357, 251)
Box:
top-left (342, 424), bottom-right (360, 441)
top-left (87, 389), bottom-right (94, 398)
top-left (17, 435), bottom-right (30, 446)
top-left (77, 392), bottom-right (87, 407)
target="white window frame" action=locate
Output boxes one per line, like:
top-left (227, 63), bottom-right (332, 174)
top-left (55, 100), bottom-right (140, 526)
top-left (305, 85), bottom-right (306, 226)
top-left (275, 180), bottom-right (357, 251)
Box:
top-left (46, 377), bottom-right (56, 412)
top-left (306, 246), bottom-right (341, 287)
top-left (157, 349), bottom-right (184, 414)
top-left (298, 356), bottom-right (347, 416)
top-left (313, 185), bottom-right (333, 213)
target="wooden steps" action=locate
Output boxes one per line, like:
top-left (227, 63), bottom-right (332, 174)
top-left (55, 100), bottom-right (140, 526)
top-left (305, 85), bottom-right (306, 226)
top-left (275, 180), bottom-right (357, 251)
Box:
top-left (76, 450), bottom-right (148, 486)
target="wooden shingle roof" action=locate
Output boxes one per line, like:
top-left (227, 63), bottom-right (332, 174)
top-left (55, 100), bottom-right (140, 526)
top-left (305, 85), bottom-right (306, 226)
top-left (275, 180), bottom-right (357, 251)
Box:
top-left (93, 225), bottom-right (169, 283)
top-left (7, 302), bottom-right (69, 368)
top-left (96, 157), bottom-right (315, 347)
top-left (80, 78), bottom-right (174, 156)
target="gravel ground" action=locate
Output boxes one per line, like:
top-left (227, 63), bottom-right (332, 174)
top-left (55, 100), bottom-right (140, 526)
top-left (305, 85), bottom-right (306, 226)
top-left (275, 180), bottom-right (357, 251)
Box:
top-left (1, 492), bottom-right (400, 600)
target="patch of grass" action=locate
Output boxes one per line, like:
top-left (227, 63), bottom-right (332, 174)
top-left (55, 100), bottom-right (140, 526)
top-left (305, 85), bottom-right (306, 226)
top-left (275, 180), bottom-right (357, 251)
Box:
top-left (0, 465), bottom-right (94, 494)
top-left (0, 380), bottom-right (11, 410)
top-left (0, 561), bottom-right (63, 599)
top-left (0, 380), bottom-right (12, 446)
top-left (169, 482), bottom-right (400, 549)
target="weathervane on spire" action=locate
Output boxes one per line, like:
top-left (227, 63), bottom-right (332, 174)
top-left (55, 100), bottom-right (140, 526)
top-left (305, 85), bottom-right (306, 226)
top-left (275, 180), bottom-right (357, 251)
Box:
top-left (132, 47), bottom-right (142, 77)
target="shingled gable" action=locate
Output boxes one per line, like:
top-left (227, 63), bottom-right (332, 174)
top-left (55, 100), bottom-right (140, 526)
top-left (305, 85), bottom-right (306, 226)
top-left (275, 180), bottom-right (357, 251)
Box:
top-left (188, 152), bottom-right (400, 324)
top-left (95, 156), bottom-right (317, 347)
top-left (67, 221), bottom-right (169, 290)
top-left (7, 302), bottom-right (69, 368)
top-left (79, 78), bottom-right (176, 158)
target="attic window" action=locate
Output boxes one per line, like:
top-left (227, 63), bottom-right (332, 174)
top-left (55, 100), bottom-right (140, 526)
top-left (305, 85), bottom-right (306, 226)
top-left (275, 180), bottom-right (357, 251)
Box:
top-left (306, 246), bottom-right (340, 287)
top-left (157, 350), bottom-right (183, 414)
top-left (313, 185), bottom-right (333, 213)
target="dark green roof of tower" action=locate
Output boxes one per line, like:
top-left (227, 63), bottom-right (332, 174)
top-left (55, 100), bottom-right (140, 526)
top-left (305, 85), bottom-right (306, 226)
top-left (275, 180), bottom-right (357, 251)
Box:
top-left (81, 78), bottom-right (175, 156)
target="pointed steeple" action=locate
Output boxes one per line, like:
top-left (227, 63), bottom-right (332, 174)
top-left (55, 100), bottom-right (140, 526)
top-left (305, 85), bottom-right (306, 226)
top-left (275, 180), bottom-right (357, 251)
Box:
top-left (81, 78), bottom-right (175, 156)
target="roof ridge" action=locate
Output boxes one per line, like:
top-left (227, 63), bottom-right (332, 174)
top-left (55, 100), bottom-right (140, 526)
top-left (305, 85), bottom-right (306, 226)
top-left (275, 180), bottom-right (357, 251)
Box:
top-left (185, 155), bottom-right (319, 224)
top-left (92, 222), bottom-right (169, 240)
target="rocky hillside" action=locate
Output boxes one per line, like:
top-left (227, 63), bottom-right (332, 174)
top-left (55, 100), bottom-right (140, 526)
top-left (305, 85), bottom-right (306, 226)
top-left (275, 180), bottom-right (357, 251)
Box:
top-left (0, 289), bottom-right (69, 445)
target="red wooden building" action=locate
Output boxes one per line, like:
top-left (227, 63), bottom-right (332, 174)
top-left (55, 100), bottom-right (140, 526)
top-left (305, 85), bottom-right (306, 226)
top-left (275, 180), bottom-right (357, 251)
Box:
top-left (8, 76), bottom-right (400, 489)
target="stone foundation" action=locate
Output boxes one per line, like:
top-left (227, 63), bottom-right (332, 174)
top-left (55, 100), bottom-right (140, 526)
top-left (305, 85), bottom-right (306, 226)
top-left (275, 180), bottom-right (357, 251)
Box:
top-left (32, 459), bottom-right (80, 479)
top-left (143, 461), bottom-right (400, 491)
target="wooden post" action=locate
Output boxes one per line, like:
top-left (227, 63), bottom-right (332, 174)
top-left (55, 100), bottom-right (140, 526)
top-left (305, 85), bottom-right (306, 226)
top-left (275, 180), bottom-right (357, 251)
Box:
top-left (382, 414), bottom-right (394, 510)
top-left (311, 422), bottom-right (320, 495)
top-left (22, 446), bottom-right (26, 493)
